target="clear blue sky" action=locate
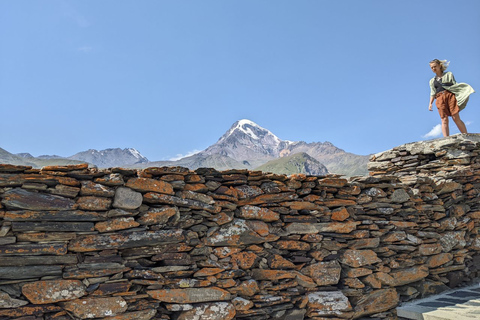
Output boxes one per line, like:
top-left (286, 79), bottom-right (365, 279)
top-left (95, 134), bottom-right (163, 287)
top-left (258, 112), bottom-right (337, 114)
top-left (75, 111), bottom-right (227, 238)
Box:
top-left (1, 1), bottom-right (479, 160)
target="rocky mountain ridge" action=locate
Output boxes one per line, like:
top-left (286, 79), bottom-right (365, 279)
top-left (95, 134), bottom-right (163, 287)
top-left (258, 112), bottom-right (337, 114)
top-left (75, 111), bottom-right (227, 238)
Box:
top-left (1, 120), bottom-right (369, 176)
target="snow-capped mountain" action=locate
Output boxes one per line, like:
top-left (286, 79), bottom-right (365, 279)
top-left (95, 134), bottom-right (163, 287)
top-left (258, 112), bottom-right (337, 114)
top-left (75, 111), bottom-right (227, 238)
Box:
top-left (68, 148), bottom-right (149, 168)
top-left (2, 119), bottom-right (369, 175)
top-left (147, 119), bottom-right (369, 176)
top-left (199, 119), bottom-right (293, 167)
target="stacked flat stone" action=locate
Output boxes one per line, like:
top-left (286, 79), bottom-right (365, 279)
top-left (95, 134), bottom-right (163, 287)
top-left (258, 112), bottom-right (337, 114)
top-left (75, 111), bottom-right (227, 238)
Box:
top-left (0, 135), bottom-right (479, 320)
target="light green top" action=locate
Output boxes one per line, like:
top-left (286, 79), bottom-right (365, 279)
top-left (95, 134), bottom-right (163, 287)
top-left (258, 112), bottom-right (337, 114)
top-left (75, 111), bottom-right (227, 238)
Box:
top-left (429, 71), bottom-right (475, 110)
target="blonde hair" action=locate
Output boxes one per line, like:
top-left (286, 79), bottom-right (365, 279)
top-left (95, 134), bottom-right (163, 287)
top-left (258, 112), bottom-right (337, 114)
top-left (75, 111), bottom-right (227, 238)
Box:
top-left (430, 59), bottom-right (450, 71)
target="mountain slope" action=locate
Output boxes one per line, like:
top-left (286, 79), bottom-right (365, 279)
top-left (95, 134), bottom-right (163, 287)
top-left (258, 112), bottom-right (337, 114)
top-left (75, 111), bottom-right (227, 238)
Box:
top-left (68, 148), bottom-right (148, 168)
top-left (1, 148), bottom-right (85, 168)
top-left (182, 119), bottom-right (369, 176)
top-left (255, 152), bottom-right (329, 176)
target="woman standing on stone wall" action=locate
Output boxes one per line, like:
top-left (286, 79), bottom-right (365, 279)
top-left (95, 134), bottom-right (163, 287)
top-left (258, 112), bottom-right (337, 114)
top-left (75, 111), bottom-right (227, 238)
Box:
top-left (428, 59), bottom-right (475, 137)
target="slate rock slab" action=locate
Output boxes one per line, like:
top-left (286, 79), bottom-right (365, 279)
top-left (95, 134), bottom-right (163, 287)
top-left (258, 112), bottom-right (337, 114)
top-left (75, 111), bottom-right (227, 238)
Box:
top-left (22, 279), bottom-right (86, 304)
top-left (62, 296), bottom-right (128, 319)
top-left (2, 188), bottom-right (75, 210)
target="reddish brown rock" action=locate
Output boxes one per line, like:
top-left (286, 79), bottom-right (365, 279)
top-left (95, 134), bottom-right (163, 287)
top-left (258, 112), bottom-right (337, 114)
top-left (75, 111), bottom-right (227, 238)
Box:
top-left (427, 253), bottom-right (453, 268)
top-left (390, 266), bottom-right (429, 286)
top-left (283, 201), bottom-right (320, 210)
top-left (42, 163), bottom-right (89, 171)
top-left (245, 219), bottom-right (270, 237)
top-left (143, 166), bottom-right (190, 176)
top-left (237, 192), bottom-right (297, 206)
top-left (194, 267), bottom-right (223, 277)
top-left (213, 247), bottom-right (243, 259)
top-left (252, 269), bottom-right (296, 281)
top-left (204, 219), bottom-right (268, 246)
top-left (94, 173), bottom-right (125, 186)
top-left (147, 287), bottom-right (231, 303)
top-left (306, 291), bottom-right (352, 317)
top-left (344, 277), bottom-right (365, 288)
top-left (106, 309), bottom-right (156, 320)
top-left (341, 249), bottom-right (382, 267)
top-left (276, 240), bottom-right (311, 251)
top-left (228, 280), bottom-right (259, 296)
top-left (232, 297), bottom-right (254, 311)
top-left (137, 207), bottom-right (179, 225)
top-left (419, 243), bottom-right (443, 256)
top-left (77, 196), bottom-right (112, 211)
top-left (362, 274), bottom-right (382, 289)
top-left (317, 178), bottom-right (348, 188)
top-left (237, 205), bottom-right (280, 222)
top-left (176, 302), bottom-right (235, 320)
top-left (301, 261), bottom-right (341, 286)
top-left (374, 272), bottom-right (396, 286)
top-left (80, 181), bottom-right (115, 197)
top-left (231, 252), bottom-right (258, 269)
top-left (22, 280), bottom-right (86, 304)
top-left (95, 217), bottom-right (140, 232)
top-left (62, 296), bottom-right (128, 318)
top-left (268, 254), bottom-right (296, 269)
top-left (353, 288), bottom-right (399, 318)
top-left (126, 177), bottom-right (174, 195)
top-left (331, 207), bottom-right (350, 221)
top-left (391, 221), bottom-right (418, 228)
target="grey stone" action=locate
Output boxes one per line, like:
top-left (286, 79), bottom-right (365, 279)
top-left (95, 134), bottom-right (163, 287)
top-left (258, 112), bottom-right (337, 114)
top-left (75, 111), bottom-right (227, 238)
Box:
top-left (2, 188), bottom-right (75, 210)
top-left (0, 266), bottom-right (63, 279)
top-left (391, 189), bottom-right (410, 203)
top-left (0, 292), bottom-right (28, 308)
top-left (113, 187), bottom-right (143, 210)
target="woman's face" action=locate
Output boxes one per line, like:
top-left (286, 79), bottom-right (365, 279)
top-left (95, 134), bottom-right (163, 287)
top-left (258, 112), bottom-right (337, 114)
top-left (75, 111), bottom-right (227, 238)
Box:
top-left (430, 62), bottom-right (442, 74)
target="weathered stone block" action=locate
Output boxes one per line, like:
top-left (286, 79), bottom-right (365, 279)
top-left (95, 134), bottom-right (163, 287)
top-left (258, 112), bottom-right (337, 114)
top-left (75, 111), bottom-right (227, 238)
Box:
top-left (306, 291), bottom-right (352, 317)
top-left (137, 206), bottom-right (179, 225)
top-left (301, 261), bottom-right (341, 286)
top-left (126, 177), bottom-right (174, 194)
top-left (62, 297), bottom-right (128, 319)
top-left (94, 217), bottom-right (140, 232)
top-left (80, 181), bottom-right (115, 197)
top-left (68, 230), bottom-right (185, 252)
top-left (147, 287), bottom-right (231, 303)
top-left (0, 292), bottom-right (28, 308)
top-left (237, 205), bottom-right (279, 222)
top-left (353, 288), bottom-right (398, 318)
top-left (112, 187), bottom-right (143, 210)
top-left (175, 302), bottom-right (235, 320)
top-left (77, 196), bottom-right (112, 211)
top-left (22, 280), bottom-right (86, 304)
top-left (340, 249), bottom-right (382, 267)
top-left (0, 266), bottom-right (62, 279)
top-left (2, 188), bottom-right (75, 210)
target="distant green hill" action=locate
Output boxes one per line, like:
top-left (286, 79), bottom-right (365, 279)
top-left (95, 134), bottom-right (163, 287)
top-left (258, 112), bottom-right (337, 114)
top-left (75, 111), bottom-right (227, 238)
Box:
top-left (254, 152), bottom-right (329, 176)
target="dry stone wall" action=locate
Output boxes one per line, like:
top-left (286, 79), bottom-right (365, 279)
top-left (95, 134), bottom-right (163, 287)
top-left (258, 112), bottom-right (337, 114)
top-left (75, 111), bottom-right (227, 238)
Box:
top-left (1, 134), bottom-right (480, 320)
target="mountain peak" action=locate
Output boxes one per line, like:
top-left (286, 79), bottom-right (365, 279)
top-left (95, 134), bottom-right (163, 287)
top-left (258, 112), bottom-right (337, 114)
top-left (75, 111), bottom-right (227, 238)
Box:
top-left (220, 119), bottom-right (281, 144)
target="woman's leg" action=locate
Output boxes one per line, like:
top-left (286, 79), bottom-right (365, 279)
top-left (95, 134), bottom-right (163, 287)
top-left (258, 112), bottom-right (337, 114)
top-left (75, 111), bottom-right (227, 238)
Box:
top-left (441, 117), bottom-right (449, 137)
top-left (452, 112), bottom-right (468, 134)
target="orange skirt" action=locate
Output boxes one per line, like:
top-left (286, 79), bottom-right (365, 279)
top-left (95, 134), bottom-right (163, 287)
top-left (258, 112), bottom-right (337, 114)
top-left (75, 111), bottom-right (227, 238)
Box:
top-left (435, 90), bottom-right (460, 118)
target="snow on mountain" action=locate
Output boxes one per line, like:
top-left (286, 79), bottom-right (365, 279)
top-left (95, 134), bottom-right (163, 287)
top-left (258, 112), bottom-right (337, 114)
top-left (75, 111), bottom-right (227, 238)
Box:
top-left (68, 148), bottom-right (149, 168)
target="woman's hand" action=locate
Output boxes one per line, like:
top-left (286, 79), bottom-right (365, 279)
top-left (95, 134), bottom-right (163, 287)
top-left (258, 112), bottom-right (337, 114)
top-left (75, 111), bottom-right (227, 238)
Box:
top-left (428, 104), bottom-right (433, 111)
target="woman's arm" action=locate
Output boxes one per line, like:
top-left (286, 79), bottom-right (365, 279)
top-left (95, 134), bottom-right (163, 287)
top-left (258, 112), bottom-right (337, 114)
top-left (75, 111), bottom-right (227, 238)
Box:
top-left (429, 95), bottom-right (435, 111)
